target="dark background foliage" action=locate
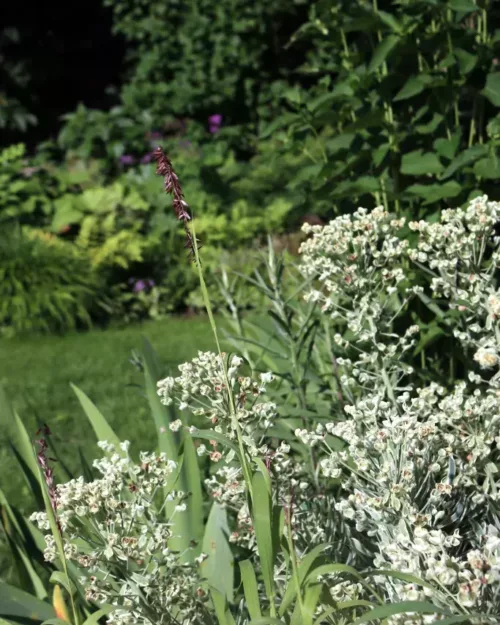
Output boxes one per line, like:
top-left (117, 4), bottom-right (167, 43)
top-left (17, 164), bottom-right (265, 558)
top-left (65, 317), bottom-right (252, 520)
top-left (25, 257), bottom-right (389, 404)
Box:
top-left (0, 1), bottom-right (125, 146)
top-left (2, 0), bottom-right (500, 331)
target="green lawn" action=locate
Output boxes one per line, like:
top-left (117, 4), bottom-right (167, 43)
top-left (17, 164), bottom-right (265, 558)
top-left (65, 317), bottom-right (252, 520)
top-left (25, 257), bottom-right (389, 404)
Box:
top-left (0, 316), bottom-right (219, 508)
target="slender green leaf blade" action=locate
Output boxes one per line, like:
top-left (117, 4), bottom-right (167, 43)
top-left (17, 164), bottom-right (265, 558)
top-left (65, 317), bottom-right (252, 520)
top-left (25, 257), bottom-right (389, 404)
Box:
top-left (353, 601), bottom-right (449, 624)
top-left (71, 384), bottom-right (123, 452)
top-left (201, 503), bottom-right (234, 602)
top-left (239, 560), bottom-right (262, 620)
top-left (0, 581), bottom-right (55, 623)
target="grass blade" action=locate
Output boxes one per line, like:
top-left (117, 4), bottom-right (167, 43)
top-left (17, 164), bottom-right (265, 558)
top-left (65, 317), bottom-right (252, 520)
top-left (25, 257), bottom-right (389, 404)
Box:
top-left (201, 502), bottom-right (234, 602)
top-left (352, 601), bottom-right (450, 624)
top-left (71, 384), bottom-right (123, 453)
top-left (251, 469), bottom-right (275, 610)
top-left (239, 560), bottom-right (262, 620)
top-left (0, 581), bottom-right (55, 623)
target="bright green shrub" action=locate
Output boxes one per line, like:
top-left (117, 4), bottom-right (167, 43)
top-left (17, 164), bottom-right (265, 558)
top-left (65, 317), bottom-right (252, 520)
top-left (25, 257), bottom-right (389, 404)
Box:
top-left (0, 228), bottom-right (98, 335)
top-left (51, 180), bottom-right (154, 269)
top-left (0, 144), bottom-right (65, 229)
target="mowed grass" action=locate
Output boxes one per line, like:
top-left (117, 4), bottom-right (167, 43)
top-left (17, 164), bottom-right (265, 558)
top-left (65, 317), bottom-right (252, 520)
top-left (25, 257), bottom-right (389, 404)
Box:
top-left (0, 316), bottom-right (219, 508)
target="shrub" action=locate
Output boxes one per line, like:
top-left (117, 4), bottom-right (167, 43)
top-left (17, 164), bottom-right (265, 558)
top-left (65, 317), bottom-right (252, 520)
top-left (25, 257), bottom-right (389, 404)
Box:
top-left (257, 0), bottom-right (500, 218)
top-left (0, 227), bottom-right (98, 335)
top-left (21, 169), bottom-right (500, 625)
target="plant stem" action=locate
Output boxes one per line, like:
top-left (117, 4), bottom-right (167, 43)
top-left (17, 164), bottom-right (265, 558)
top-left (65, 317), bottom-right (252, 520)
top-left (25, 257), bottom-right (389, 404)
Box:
top-left (190, 219), bottom-right (254, 498)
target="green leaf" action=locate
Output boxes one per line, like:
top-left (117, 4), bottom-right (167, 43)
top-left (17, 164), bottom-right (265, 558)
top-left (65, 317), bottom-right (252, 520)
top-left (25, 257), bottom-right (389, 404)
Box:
top-left (433, 133), bottom-right (461, 161)
top-left (142, 338), bottom-right (203, 559)
top-left (211, 589), bottom-right (237, 625)
top-left (372, 143), bottom-right (390, 167)
top-left (400, 151), bottom-right (443, 175)
top-left (377, 10), bottom-right (403, 34)
top-left (49, 572), bottom-right (76, 596)
top-left (414, 324), bottom-right (445, 356)
top-left (449, 0), bottom-right (479, 13)
top-left (71, 384), bottom-right (123, 453)
top-left (0, 489), bottom-right (47, 600)
top-left (368, 35), bottom-right (399, 73)
top-left (239, 560), bottom-right (262, 620)
top-left (455, 49), bottom-right (477, 74)
top-left (325, 133), bottom-right (355, 155)
top-left (190, 428), bottom-right (241, 457)
top-left (0, 386), bottom-right (42, 504)
top-left (405, 181), bottom-right (462, 204)
top-left (301, 583), bottom-right (323, 625)
top-left (279, 544), bottom-right (329, 616)
top-left (81, 605), bottom-right (116, 625)
top-left (332, 177), bottom-right (380, 199)
top-left (353, 601), bottom-right (449, 624)
top-left (142, 337), bottom-right (179, 460)
top-left (394, 75), bottom-right (432, 101)
top-left (259, 113), bottom-right (297, 139)
top-left (414, 113), bottom-right (443, 135)
top-left (365, 569), bottom-right (435, 591)
top-left (249, 620), bottom-right (286, 625)
top-left (201, 503), bottom-right (234, 602)
top-left (473, 156), bottom-right (500, 179)
top-left (441, 145), bottom-right (489, 179)
top-left (252, 469), bottom-right (275, 602)
top-left (0, 581), bottom-right (55, 623)
top-left (482, 73), bottom-right (500, 107)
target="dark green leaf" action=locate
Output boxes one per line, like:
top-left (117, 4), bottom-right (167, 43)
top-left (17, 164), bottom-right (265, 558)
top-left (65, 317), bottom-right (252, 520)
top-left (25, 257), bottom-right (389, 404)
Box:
top-left (455, 49), bottom-right (477, 74)
top-left (449, 0), bottom-right (479, 13)
top-left (400, 151), bottom-right (443, 176)
top-left (377, 11), bottom-right (403, 34)
top-left (394, 75), bottom-right (432, 101)
top-left (441, 145), bottom-right (489, 178)
top-left (482, 73), bottom-right (500, 107)
top-left (433, 133), bottom-right (461, 161)
top-left (473, 156), bottom-right (500, 179)
top-left (325, 134), bottom-right (355, 155)
top-left (405, 181), bottom-right (462, 203)
top-left (414, 113), bottom-right (443, 135)
top-left (368, 35), bottom-right (399, 73)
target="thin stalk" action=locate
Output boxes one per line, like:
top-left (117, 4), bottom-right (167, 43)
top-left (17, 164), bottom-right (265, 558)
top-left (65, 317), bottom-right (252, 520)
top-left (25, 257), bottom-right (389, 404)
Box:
top-left (285, 510), bottom-right (306, 620)
top-left (190, 219), bottom-right (253, 498)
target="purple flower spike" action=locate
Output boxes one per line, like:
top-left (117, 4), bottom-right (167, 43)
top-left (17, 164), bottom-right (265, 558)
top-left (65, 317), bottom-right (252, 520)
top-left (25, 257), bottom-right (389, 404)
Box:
top-left (133, 279), bottom-right (147, 293)
top-left (141, 152), bottom-right (154, 164)
top-left (208, 114), bottom-right (223, 134)
top-left (119, 154), bottom-right (136, 166)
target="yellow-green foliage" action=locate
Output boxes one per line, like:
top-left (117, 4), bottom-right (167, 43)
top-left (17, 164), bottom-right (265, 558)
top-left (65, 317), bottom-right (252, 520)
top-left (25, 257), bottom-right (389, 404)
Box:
top-left (0, 227), bottom-right (98, 335)
top-left (51, 182), bottom-right (152, 269)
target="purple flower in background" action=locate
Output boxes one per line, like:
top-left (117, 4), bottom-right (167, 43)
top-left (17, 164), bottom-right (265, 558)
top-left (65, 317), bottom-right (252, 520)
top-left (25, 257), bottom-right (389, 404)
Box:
top-left (141, 152), bottom-right (155, 164)
top-left (119, 154), bottom-right (136, 166)
top-left (208, 114), bottom-right (223, 134)
top-left (131, 278), bottom-right (156, 293)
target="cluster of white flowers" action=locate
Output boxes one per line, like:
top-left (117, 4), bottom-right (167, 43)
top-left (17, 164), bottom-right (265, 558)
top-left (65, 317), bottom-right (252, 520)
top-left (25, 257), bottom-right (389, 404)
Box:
top-left (30, 442), bottom-right (208, 625)
top-left (157, 351), bottom-right (276, 456)
top-left (29, 197), bottom-right (500, 623)
top-left (293, 197), bottom-right (500, 620)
